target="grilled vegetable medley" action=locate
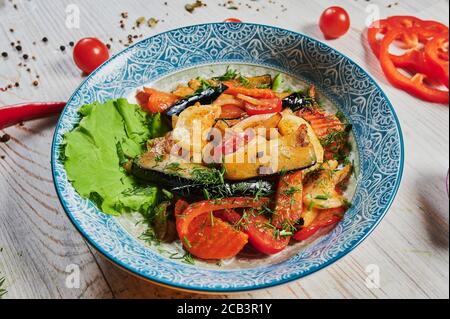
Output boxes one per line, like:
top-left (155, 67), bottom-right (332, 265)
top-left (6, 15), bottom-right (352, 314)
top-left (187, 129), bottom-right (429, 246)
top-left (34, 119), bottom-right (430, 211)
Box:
top-left (63, 68), bottom-right (355, 261)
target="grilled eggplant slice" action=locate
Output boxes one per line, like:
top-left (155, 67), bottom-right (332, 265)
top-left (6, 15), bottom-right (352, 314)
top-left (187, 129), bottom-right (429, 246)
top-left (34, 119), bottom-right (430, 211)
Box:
top-left (131, 151), bottom-right (275, 198)
top-left (165, 83), bottom-right (228, 117)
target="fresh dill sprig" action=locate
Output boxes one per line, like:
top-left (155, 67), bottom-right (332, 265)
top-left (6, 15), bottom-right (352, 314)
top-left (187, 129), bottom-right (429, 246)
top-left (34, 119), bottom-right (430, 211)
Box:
top-left (213, 67), bottom-right (239, 81)
top-left (138, 228), bottom-right (159, 246)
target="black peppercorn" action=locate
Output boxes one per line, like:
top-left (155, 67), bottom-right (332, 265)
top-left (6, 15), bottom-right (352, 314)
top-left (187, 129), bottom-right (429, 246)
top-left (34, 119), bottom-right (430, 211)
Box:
top-left (69, 41), bottom-right (74, 47)
top-left (42, 37), bottom-right (48, 42)
top-left (1, 52), bottom-right (8, 58)
top-left (15, 45), bottom-right (22, 51)
top-left (0, 134), bottom-right (11, 143)
top-left (60, 45), bottom-right (66, 51)
top-left (23, 54), bottom-right (29, 60)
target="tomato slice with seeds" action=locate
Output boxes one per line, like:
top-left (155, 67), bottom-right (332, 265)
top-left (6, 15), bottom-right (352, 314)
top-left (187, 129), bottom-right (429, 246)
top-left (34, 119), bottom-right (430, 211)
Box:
top-left (216, 210), bottom-right (290, 255)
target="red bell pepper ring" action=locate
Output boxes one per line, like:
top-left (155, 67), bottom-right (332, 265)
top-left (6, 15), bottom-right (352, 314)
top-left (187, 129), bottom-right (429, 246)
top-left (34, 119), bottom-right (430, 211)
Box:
top-left (379, 28), bottom-right (449, 104)
top-left (293, 207), bottom-right (345, 242)
top-left (216, 209), bottom-right (290, 255)
top-left (425, 33), bottom-right (449, 88)
top-left (368, 16), bottom-right (448, 60)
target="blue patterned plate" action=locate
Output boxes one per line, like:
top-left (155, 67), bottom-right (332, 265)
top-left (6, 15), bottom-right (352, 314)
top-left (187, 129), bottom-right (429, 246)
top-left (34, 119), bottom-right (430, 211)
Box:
top-left (51, 23), bottom-right (404, 293)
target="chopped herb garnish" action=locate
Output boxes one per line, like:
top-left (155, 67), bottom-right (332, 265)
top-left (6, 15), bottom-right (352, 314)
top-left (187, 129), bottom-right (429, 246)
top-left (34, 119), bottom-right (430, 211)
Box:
top-left (183, 236), bottom-right (192, 248)
top-left (284, 186), bottom-right (301, 196)
top-left (164, 162), bottom-right (182, 171)
top-left (213, 67), bottom-right (239, 81)
top-left (210, 211), bottom-right (214, 226)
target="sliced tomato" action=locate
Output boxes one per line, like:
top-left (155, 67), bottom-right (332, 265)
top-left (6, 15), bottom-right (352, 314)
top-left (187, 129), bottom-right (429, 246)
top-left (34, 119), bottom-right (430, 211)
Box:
top-left (220, 104), bottom-right (246, 118)
top-left (216, 210), bottom-right (290, 255)
top-left (244, 98), bottom-right (282, 115)
top-left (175, 197), bottom-right (270, 259)
top-left (224, 82), bottom-right (277, 99)
top-left (142, 88), bottom-right (179, 113)
top-left (273, 171), bottom-right (303, 229)
top-left (293, 207), bottom-right (345, 241)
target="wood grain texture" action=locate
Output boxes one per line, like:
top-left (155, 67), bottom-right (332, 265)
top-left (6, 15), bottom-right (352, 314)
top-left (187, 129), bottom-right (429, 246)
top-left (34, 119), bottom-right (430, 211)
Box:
top-left (0, 0), bottom-right (448, 299)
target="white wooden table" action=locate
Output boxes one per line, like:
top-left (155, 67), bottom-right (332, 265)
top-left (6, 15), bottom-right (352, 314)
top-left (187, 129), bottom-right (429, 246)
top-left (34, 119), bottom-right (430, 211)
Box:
top-left (0, 0), bottom-right (448, 299)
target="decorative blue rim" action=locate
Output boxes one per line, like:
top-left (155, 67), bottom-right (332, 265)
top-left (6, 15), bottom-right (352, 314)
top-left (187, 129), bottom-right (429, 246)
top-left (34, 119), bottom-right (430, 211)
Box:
top-left (51, 23), bottom-right (404, 293)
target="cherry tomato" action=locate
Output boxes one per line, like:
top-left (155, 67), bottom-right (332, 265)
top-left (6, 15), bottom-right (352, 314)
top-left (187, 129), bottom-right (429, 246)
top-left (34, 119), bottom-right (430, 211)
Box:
top-left (73, 38), bottom-right (110, 74)
top-left (244, 98), bottom-right (282, 115)
top-left (224, 18), bottom-right (242, 23)
top-left (319, 6), bottom-right (351, 39)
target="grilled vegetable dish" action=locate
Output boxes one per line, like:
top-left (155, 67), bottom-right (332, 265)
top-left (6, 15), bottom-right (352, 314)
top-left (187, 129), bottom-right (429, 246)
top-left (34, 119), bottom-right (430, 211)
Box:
top-left (63, 68), bottom-right (354, 261)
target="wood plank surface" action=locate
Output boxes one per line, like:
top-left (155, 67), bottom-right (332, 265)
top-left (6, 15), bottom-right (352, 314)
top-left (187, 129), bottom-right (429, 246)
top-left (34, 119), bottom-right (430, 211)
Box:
top-left (0, 0), bottom-right (448, 299)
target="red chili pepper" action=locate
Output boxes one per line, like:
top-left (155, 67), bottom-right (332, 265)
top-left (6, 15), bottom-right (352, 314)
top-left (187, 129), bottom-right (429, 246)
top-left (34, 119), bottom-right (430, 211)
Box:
top-left (0, 102), bottom-right (66, 130)
top-left (379, 28), bottom-right (449, 104)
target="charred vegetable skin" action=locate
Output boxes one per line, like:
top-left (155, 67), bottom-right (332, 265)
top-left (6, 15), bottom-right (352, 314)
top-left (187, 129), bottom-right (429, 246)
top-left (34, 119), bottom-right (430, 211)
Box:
top-left (165, 83), bottom-right (228, 116)
top-left (130, 159), bottom-right (275, 198)
top-left (282, 92), bottom-right (315, 112)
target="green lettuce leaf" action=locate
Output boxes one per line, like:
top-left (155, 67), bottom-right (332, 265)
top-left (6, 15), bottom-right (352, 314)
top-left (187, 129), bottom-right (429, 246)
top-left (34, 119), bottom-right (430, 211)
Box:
top-left (63, 99), bottom-right (162, 216)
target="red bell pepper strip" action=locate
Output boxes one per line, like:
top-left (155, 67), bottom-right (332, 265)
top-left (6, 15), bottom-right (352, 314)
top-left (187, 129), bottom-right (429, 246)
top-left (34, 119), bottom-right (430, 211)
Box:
top-left (272, 171), bottom-right (303, 230)
top-left (224, 81), bottom-right (277, 99)
top-left (293, 207), bottom-right (345, 241)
